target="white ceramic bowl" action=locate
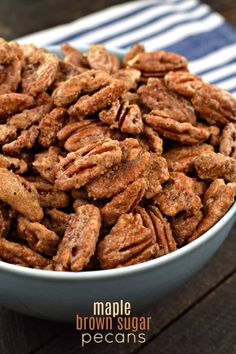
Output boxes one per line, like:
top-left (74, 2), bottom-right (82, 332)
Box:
top-left (0, 46), bottom-right (235, 322)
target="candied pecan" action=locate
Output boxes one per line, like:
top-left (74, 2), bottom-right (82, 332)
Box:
top-left (54, 205), bottom-right (101, 271)
top-left (57, 120), bottom-right (111, 152)
top-left (17, 216), bottom-right (60, 256)
top-left (164, 71), bottom-right (203, 97)
top-left (33, 146), bottom-right (61, 183)
top-left (154, 172), bottom-right (202, 216)
top-left (86, 139), bottom-right (150, 199)
top-left (87, 44), bottom-right (112, 73)
top-left (144, 113), bottom-right (210, 145)
top-left (144, 154), bottom-right (169, 198)
top-left (2, 126), bottom-right (39, 154)
top-left (44, 208), bottom-right (70, 237)
top-left (99, 99), bottom-right (143, 134)
top-left (171, 209), bottom-right (203, 246)
top-left (113, 68), bottom-right (141, 91)
top-left (0, 237), bottom-right (50, 269)
top-left (194, 151), bottom-right (236, 182)
top-left (127, 51), bottom-right (188, 77)
top-left (0, 202), bottom-right (12, 238)
top-left (0, 154), bottom-right (27, 174)
top-left (191, 84), bottom-right (236, 126)
top-left (61, 43), bottom-right (88, 68)
top-left (22, 51), bottom-right (59, 96)
top-left (38, 107), bottom-right (66, 148)
top-left (219, 123), bottom-right (236, 158)
top-left (0, 168), bottom-right (43, 221)
top-left (97, 213), bottom-right (157, 269)
top-left (208, 125), bottom-right (221, 147)
top-left (101, 178), bottom-right (147, 225)
top-left (189, 179), bottom-right (236, 241)
top-left (52, 69), bottom-right (112, 107)
top-left (164, 144), bottom-right (214, 173)
top-left (55, 139), bottom-right (122, 190)
top-left (123, 44), bottom-right (145, 66)
top-left (7, 103), bottom-right (52, 130)
top-left (138, 78), bottom-right (196, 124)
top-left (136, 206), bottom-right (176, 255)
top-left (110, 53), bottom-right (120, 73)
top-left (68, 79), bottom-right (126, 117)
top-left (0, 124), bottom-right (17, 144)
top-left (27, 176), bottom-right (69, 209)
top-left (139, 126), bottom-right (163, 155)
top-left (0, 93), bottom-right (33, 119)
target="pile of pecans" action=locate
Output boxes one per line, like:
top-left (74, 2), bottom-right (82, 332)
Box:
top-left (0, 38), bottom-right (235, 271)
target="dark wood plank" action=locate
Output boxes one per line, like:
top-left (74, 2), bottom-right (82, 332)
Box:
top-left (28, 226), bottom-right (236, 354)
top-left (138, 272), bottom-right (236, 354)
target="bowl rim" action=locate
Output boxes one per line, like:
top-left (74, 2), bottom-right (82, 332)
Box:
top-left (0, 44), bottom-right (235, 280)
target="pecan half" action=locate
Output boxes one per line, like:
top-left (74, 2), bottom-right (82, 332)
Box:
top-left (113, 68), bottom-right (141, 91)
top-left (0, 168), bottom-right (43, 221)
top-left (38, 107), bottom-right (66, 148)
top-left (33, 146), bottom-right (61, 183)
top-left (0, 124), bottom-right (17, 144)
top-left (219, 123), bottom-right (236, 158)
top-left (164, 71), bottom-right (203, 97)
top-left (61, 43), bottom-right (88, 68)
top-left (97, 213), bottom-right (157, 269)
top-left (55, 139), bottom-right (122, 190)
top-left (0, 93), bottom-right (33, 119)
top-left (144, 154), bottom-right (169, 198)
top-left (0, 154), bottom-right (27, 174)
top-left (194, 151), bottom-right (236, 182)
top-left (54, 205), bottom-right (101, 271)
top-left (87, 44), bottom-right (112, 73)
top-left (2, 126), bottom-right (39, 155)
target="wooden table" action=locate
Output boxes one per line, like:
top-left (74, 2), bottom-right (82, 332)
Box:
top-left (0, 1), bottom-right (236, 353)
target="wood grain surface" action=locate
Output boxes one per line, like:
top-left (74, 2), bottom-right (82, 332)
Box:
top-left (0, 1), bottom-right (235, 354)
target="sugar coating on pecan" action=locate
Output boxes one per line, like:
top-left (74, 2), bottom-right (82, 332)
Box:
top-left (219, 123), bottom-right (236, 158)
top-left (38, 107), bottom-right (66, 148)
top-left (192, 84), bottom-right (236, 126)
top-left (113, 68), bottom-right (141, 91)
top-left (61, 43), bottom-right (89, 68)
top-left (144, 113), bottom-right (210, 145)
top-left (164, 71), bottom-right (203, 97)
top-left (44, 208), bottom-right (70, 237)
top-left (164, 144), bottom-right (214, 173)
top-left (139, 125), bottom-right (163, 155)
top-left (0, 237), bottom-right (51, 269)
top-left (55, 139), bottom-right (122, 190)
top-left (87, 45), bottom-right (113, 73)
top-left (194, 151), bottom-right (236, 182)
top-left (33, 146), bottom-right (61, 183)
top-left (154, 172), bottom-right (202, 216)
top-left (189, 179), bottom-right (236, 242)
top-left (54, 204), bottom-right (101, 271)
top-left (0, 93), bottom-right (33, 118)
top-left (0, 168), bottom-right (43, 221)
top-left (2, 125), bottom-right (39, 154)
top-left (144, 154), bottom-right (169, 198)
top-left (17, 216), bottom-right (60, 256)
top-left (101, 178), bottom-right (147, 225)
top-left (0, 154), bottom-right (27, 174)
top-left (0, 124), bottom-right (17, 144)
top-left (138, 78), bottom-right (196, 124)
top-left (97, 213), bottom-right (157, 269)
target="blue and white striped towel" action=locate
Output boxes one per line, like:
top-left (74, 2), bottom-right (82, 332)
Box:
top-left (17, 0), bottom-right (236, 96)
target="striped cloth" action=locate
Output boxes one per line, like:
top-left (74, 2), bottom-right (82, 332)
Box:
top-left (17, 0), bottom-right (236, 96)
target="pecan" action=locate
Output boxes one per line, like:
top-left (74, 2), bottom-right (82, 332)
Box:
top-left (7, 103), bottom-right (52, 130)
top-left (98, 213), bottom-right (157, 269)
top-left (123, 44), bottom-right (145, 66)
top-left (54, 205), bottom-right (101, 271)
top-left (0, 93), bottom-right (33, 119)
top-left (0, 168), bottom-right (43, 221)
top-left (191, 84), bottom-right (236, 126)
top-left (0, 202), bottom-right (12, 238)
top-left (101, 178), bottom-right (147, 225)
top-left (22, 51), bottom-right (59, 96)
top-left (2, 126), bottom-right (39, 154)
top-left (33, 146), bottom-right (61, 183)
top-left (127, 51), bottom-right (188, 77)
top-left (57, 120), bottom-right (111, 152)
top-left (17, 216), bottom-right (60, 256)
top-left (136, 206), bottom-right (176, 255)
top-left (0, 237), bottom-right (50, 269)
top-left (208, 125), bottom-right (221, 147)
top-left (68, 79), bottom-right (126, 117)
top-left (113, 68), bottom-right (141, 91)
top-left (144, 112), bottom-right (210, 145)
top-left (52, 69), bottom-right (112, 107)
top-left (144, 154), bottom-right (169, 198)
top-left (87, 44), bottom-right (112, 73)
top-left (219, 123), bottom-right (236, 158)
top-left (164, 71), bottom-right (203, 97)
top-left (86, 139), bottom-right (150, 199)
top-left (139, 126), bottom-right (163, 155)
top-left (194, 151), bottom-right (236, 182)
top-left (61, 43), bottom-right (88, 68)
top-left (0, 124), bottom-right (17, 144)
top-left (138, 78), bottom-right (196, 124)
top-left (44, 208), bottom-right (70, 237)
top-left (154, 172), bottom-right (202, 216)
top-left (55, 139), bottom-right (122, 190)
top-left (0, 154), bottom-right (27, 174)
top-left (53, 60), bottom-right (85, 88)
top-left (189, 179), bottom-right (236, 242)
top-left (110, 53), bottom-right (120, 73)
top-left (99, 99), bottom-right (143, 134)
top-left (38, 107), bottom-right (66, 148)
top-left (164, 144), bottom-right (214, 173)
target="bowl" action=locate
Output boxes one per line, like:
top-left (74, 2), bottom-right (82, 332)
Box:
top-left (0, 45), bottom-right (235, 322)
